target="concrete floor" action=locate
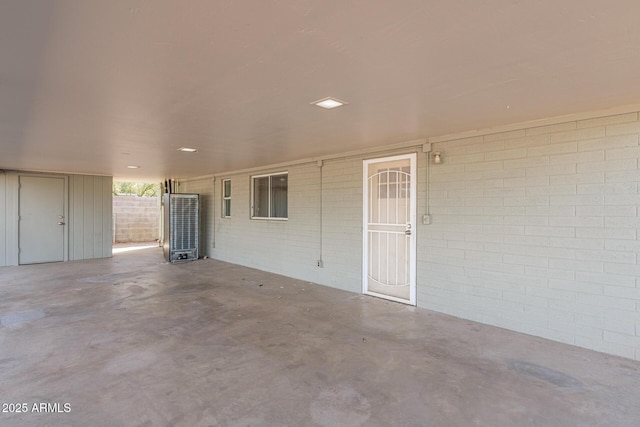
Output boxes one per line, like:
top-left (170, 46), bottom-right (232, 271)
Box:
top-left (1, 249), bottom-right (639, 427)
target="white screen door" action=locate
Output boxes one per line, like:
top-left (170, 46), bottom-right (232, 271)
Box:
top-left (363, 153), bottom-right (417, 305)
top-left (19, 176), bottom-right (66, 264)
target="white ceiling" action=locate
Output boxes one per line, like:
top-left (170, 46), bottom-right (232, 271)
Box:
top-left (3, 1), bottom-right (640, 181)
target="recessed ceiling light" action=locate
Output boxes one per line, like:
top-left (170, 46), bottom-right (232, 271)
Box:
top-left (312, 97), bottom-right (347, 109)
top-left (127, 165), bottom-right (139, 169)
top-left (178, 147), bottom-right (198, 152)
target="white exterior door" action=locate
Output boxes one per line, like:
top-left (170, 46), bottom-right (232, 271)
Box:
top-left (19, 176), bottom-right (66, 264)
top-left (363, 153), bottom-right (417, 305)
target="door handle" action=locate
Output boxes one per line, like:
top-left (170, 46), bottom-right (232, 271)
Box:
top-left (58, 222), bottom-right (66, 226)
top-left (405, 224), bottom-right (412, 235)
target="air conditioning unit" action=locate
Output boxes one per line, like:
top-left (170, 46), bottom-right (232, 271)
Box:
top-left (163, 193), bottom-right (199, 262)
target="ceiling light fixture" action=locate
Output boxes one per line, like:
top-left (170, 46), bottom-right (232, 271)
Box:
top-left (312, 97), bottom-right (347, 109)
top-left (178, 147), bottom-right (198, 152)
top-left (127, 165), bottom-right (140, 169)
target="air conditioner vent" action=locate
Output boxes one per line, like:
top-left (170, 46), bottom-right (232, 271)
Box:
top-left (163, 193), bottom-right (199, 262)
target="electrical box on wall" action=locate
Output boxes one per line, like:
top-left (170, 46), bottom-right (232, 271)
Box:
top-left (163, 193), bottom-right (199, 262)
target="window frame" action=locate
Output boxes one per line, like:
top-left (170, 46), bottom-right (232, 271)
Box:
top-left (250, 171), bottom-right (288, 220)
top-left (222, 179), bottom-right (231, 218)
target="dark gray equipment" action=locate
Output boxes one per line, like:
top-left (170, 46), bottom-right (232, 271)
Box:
top-left (163, 193), bottom-right (199, 262)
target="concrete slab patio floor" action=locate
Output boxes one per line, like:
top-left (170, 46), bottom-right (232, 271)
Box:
top-left (0, 248), bottom-right (639, 427)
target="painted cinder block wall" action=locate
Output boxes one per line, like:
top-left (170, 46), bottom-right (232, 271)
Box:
top-left (180, 109), bottom-right (640, 361)
top-left (180, 152), bottom-right (427, 293)
top-left (425, 112), bottom-right (640, 360)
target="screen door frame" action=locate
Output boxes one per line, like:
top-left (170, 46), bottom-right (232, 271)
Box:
top-left (362, 153), bottom-right (417, 305)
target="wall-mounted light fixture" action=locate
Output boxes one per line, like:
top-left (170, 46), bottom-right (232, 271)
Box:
top-left (433, 151), bottom-right (443, 164)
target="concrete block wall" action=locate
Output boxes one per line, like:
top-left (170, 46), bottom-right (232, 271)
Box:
top-left (317, 158), bottom-right (363, 292)
top-left (424, 112), bottom-right (640, 360)
top-left (200, 152), bottom-right (427, 293)
top-left (181, 109), bottom-right (639, 361)
top-left (206, 164), bottom-right (325, 285)
top-left (112, 196), bottom-right (159, 243)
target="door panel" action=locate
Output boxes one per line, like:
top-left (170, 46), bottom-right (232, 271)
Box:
top-left (19, 176), bottom-right (66, 264)
top-left (363, 154), bottom-right (416, 305)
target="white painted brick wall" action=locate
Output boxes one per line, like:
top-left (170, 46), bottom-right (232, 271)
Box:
top-left (424, 111), bottom-right (640, 361)
top-left (196, 164), bottom-right (327, 285)
top-left (185, 110), bottom-right (640, 361)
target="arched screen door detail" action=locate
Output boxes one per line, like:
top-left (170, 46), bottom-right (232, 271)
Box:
top-left (363, 153), bottom-right (417, 305)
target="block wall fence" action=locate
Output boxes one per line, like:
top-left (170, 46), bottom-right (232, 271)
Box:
top-left (112, 196), bottom-right (160, 243)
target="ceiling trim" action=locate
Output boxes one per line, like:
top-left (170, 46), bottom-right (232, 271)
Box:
top-left (0, 168), bottom-right (112, 178)
top-left (204, 139), bottom-right (428, 180)
top-left (429, 103), bottom-right (640, 143)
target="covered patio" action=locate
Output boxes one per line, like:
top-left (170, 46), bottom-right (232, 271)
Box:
top-left (1, 249), bottom-right (638, 426)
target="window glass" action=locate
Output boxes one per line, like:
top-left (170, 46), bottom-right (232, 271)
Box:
top-left (251, 173), bottom-right (287, 219)
top-left (270, 174), bottom-right (288, 218)
top-left (253, 176), bottom-right (270, 218)
top-left (222, 179), bottom-right (231, 217)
